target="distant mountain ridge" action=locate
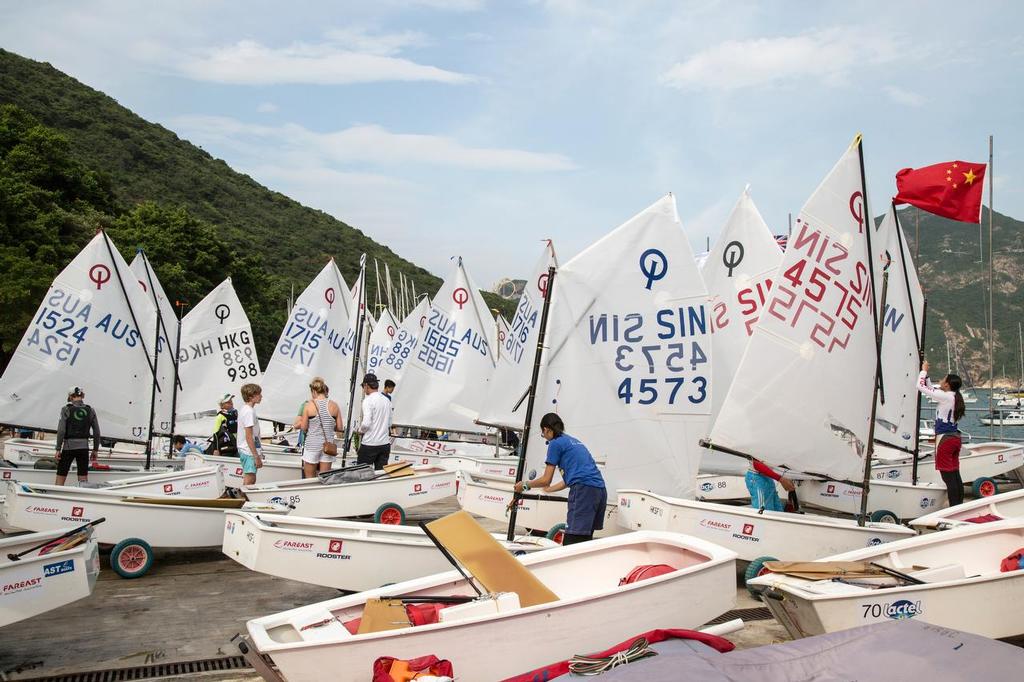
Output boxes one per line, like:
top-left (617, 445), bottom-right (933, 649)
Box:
top-left (0, 48), bottom-right (516, 364)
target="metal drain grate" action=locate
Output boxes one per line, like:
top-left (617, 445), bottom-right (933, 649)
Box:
top-left (14, 655), bottom-right (254, 682)
top-left (704, 606), bottom-right (774, 625)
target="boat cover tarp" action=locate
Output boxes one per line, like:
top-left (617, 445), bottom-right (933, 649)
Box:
top-left (507, 620), bottom-right (1024, 681)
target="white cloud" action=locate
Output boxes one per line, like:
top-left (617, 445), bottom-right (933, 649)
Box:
top-left (170, 115), bottom-right (577, 172)
top-left (178, 39), bottom-right (476, 85)
top-left (256, 102), bottom-right (279, 113)
top-left (883, 85), bottom-right (926, 107)
top-left (661, 28), bottom-right (902, 91)
top-left (323, 27), bottom-right (430, 56)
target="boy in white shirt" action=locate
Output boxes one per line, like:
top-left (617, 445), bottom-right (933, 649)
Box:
top-left (356, 373), bottom-right (392, 469)
top-left (235, 383), bottom-right (264, 485)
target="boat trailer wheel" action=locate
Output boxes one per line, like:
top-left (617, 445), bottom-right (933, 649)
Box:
top-left (374, 502), bottom-right (406, 525)
top-left (110, 537), bottom-right (154, 579)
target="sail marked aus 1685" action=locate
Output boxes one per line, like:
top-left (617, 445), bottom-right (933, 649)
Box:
top-left (418, 306), bottom-right (490, 376)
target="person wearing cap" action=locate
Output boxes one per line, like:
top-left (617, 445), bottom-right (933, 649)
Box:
top-left (356, 373), bottom-right (392, 469)
top-left (212, 394), bottom-right (238, 457)
top-left (55, 386), bottom-right (101, 485)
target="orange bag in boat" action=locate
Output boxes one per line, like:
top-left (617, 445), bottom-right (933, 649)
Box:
top-left (619, 564), bottom-right (675, 585)
top-left (1000, 548), bottom-right (1024, 572)
top-left (372, 655), bottom-right (453, 682)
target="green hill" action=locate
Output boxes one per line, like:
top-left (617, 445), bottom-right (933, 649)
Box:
top-left (901, 205), bottom-right (1024, 387)
top-left (0, 48), bottom-right (515, 367)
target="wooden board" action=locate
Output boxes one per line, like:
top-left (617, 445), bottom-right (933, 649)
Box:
top-left (356, 599), bottom-right (412, 635)
top-left (426, 511), bottom-right (558, 608)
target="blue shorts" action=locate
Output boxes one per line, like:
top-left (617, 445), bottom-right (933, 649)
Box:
top-left (566, 484), bottom-right (608, 535)
top-left (745, 471), bottom-right (784, 512)
top-left (239, 452), bottom-right (259, 475)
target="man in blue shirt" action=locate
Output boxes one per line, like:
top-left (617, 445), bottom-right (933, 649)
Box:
top-left (513, 412), bottom-right (607, 545)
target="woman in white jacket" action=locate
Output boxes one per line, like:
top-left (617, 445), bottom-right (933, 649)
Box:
top-left (916, 360), bottom-right (966, 506)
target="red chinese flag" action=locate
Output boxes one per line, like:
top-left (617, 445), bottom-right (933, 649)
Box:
top-left (894, 160), bottom-right (986, 223)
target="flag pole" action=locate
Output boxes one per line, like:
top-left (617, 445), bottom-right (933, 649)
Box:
top-left (988, 135), bottom-right (995, 438)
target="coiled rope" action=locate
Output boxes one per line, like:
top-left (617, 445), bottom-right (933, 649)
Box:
top-left (567, 637), bottom-right (657, 675)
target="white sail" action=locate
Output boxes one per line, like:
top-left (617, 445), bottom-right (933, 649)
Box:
top-left (701, 189), bottom-right (783, 423)
top-left (392, 259), bottom-right (497, 432)
top-left (524, 195), bottom-right (712, 498)
top-left (0, 232), bottom-right (157, 442)
top-left (707, 138), bottom-right (878, 482)
top-left (872, 205), bottom-right (925, 452)
top-left (259, 261), bottom-right (354, 423)
top-left (377, 298), bottom-right (430, 390)
top-left (476, 242), bottom-right (558, 429)
top-left (129, 252), bottom-right (179, 435)
top-left (174, 278), bottom-right (261, 432)
top-left (366, 308), bottom-right (401, 383)
top-left (494, 316), bottom-right (513, 366)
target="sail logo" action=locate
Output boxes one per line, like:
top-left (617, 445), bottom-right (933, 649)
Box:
top-left (862, 600), bottom-right (923, 620)
top-left (43, 560), bottom-right (76, 577)
top-left (317, 538), bottom-right (351, 560)
top-left (639, 248), bottom-right (668, 290)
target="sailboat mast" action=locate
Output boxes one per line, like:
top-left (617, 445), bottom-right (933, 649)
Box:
top-left (912, 299), bottom-right (928, 485)
top-left (101, 232), bottom-right (159, 450)
top-left (507, 266), bottom-right (556, 542)
top-left (342, 256), bottom-right (368, 462)
top-left (856, 137), bottom-right (884, 527)
top-left (1018, 322), bottom-right (1023, 388)
top-left (137, 251), bottom-right (166, 469)
top-left (170, 298), bottom-right (187, 439)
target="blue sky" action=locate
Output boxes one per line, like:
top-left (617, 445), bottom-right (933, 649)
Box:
top-left (2, 0), bottom-right (1021, 286)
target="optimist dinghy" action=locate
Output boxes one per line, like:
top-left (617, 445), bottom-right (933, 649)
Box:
top-left (910, 488), bottom-right (1024, 531)
top-left (794, 477), bottom-right (947, 522)
top-left (0, 466), bottom-right (223, 498)
top-left (0, 480), bottom-right (288, 578)
top-left (242, 511), bottom-right (736, 681)
top-left (391, 436), bottom-right (512, 459)
top-left (222, 511), bottom-right (554, 591)
top-left (242, 464), bottom-right (455, 522)
top-left (456, 470), bottom-right (620, 541)
top-left (184, 452), bottom-right (303, 488)
top-left (390, 450), bottom-right (521, 477)
top-left (617, 490), bottom-right (915, 583)
top-left (748, 519), bottom-right (1024, 640)
top-left (0, 462), bottom-right (176, 486)
top-left (0, 524), bottom-right (101, 627)
top-left (871, 442), bottom-right (1024, 497)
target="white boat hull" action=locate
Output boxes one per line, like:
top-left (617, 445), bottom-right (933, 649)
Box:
top-left (1, 480), bottom-right (286, 546)
top-left (0, 528), bottom-right (100, 627)
top-left (222, 511), bottom-right (554, 591)
top-left (456, 471), bottom-right (620, 537)
top-left (616, 490), bottom-right (915, 564)
top-left (796, 478), bottom-right (947, 520)
top-left (872, 442), bottom-right (1024, 486)
top-left (242, 468), bottom-right (456, 519)
top-left (695, 474), bottom-right (761, 501)
top-left (390, 451), bottom-right (521, 478)
top-left (0, 464), bottom-right (175, 486)
top-left (911, 488), bottom-right (1024, 531)
top-left (184, 452), bottom-right (302, 488)
top-left (246, 531), bottom-right (737, 681)
top-left (391, 437), bottom-right (511, 459)
top-left (749, 520), bottom-right (1024, 639)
